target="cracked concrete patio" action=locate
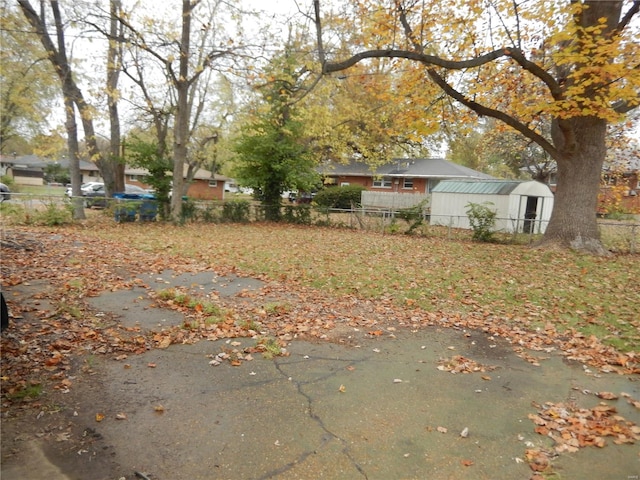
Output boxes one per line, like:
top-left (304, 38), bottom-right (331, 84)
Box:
top-left (2, 270), bottom-right (639, 480)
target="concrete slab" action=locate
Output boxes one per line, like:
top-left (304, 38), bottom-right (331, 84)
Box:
top-left (86, 286), bottom-right (185, 330)
top-left (37, 331), bottom-right (639, 480)
top-left (2, 275), bottom-right (639, 480)
top-left (138, 269), bottom-right (265, 298)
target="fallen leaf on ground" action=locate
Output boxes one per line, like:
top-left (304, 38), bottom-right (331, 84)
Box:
top-left (524, 448), bottom-right (552, 472)
top-left (596, 391), bottom-right (618, 400)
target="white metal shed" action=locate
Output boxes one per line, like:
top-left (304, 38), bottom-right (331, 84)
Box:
top-left (430, 180), bottom-right (555, 233)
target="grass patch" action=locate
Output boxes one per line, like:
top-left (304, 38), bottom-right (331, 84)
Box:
top-left (8, 383), bottom-right (43, 400)
top-left (256, 337), bottom-right (283, 359)
top-left (264, 302), bottom-right (291, 315)
top-left (74, 222), bottom-right (640, 353)
top-left (240, 319), bottom-right (261, 331)
top-left (156, 288), bottom-right (225, 324)
top-left (205, 316), bottom-right (224, 325)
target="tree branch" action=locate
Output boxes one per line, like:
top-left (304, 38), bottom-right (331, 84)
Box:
top-left (616, 0), bottom-right (640, 31)
top-left (425, 68), bottom-right (560, 159)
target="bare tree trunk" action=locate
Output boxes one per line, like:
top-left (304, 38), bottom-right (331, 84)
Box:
top-left (170, 0), bottom-right (194, 220)
top-left (103, 0), bottom-right (125, 194)
top-left (63, 97), bottom-right (85, 219)
top-left (18, 0), bottom-right (105, 208)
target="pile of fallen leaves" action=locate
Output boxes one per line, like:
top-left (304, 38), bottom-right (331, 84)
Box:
top-left (440, 313), bottom-right (640, 375)
top-left (525, 396), bottom-right (640, 475)
top-left (437, 355), bottom-right (498, 374)
top-left (529, 400), bottom-right (640, 452)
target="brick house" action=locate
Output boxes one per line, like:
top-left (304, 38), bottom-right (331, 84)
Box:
top-left (320, 158), bottom-right (494, 194)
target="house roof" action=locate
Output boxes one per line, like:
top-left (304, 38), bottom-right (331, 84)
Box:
top-left (125, 165), bottom-right (230, 182)
top-left (0, 155), bottom-right (97, 171)
top-left (431, 179), bottom-right (541, 195)
top-left (0, 154), bottom-right (49, 169)
top-left (321, 158), bottom-right (494, 180)
top-left (1, 155), bottom-right (228, 181)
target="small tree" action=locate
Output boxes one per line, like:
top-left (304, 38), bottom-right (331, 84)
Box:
top-left (127, 139), bottom-right (172, 220)
top-left (232, 43), bottom-right (319, 222)
top-left (466, 202), bottom-right (497, 242)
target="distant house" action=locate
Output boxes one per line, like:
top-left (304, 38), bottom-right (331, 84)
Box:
top-left (320, 158), bottom-right (494, 209)
top-left (117, 165), bottom-right (231, 201)
top-left (0, 155), bottom-right (100, 185)
top-left (0, 155), bottom-right (48, 185)
top-left (430, 180), bottom-right (555, 234)
top-left (599, 163), bottom-right (639, 215)
top-left (1, 155), bottom-right (230, 200)
top-left (180, 168), bottom-right (232, 201)
top-left (321, 158), bottom-right (494, 193)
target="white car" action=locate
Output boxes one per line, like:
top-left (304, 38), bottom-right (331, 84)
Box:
top-left (66, 182), bottom-right (103, 198)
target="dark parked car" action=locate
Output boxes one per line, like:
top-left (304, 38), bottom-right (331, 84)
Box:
top-left (85, 184), bottom-right (147, 208)
top-left (0, 182), bottom-right (10, 202)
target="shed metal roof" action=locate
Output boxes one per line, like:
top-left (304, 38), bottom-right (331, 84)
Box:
top-left (431, 180), bottom-right (523, 195)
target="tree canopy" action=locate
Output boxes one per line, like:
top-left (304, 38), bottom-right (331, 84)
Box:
top-left (314, 0), bottom-right (640, 253)
top-left (232, 43), bottom-right (319, 221)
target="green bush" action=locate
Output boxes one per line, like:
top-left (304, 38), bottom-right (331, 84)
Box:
top-left (222, 199), bottom-right (251, 223)
top-left (313, 185), bottom-right (366, 209)
top-left (396, 200), bottom-right (429, 235)
top-left (0, 175), bottom-right (16, 188)
top-left (466, 202), bottom-right (497, 242)
top-left (283, 204), bottom-right (312, 225)
top-left (178, 198), bottom-right (197, 223)
top-left (200, 204), bottom-right (220, 223)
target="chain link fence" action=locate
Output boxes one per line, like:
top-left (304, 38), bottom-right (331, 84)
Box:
top-left (2, 194), bottom-right (638, 254)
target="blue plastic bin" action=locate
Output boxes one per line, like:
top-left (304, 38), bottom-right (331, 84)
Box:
top-left (139, 194), bottom-right (157, 221)
top-left (113, 193), bottom-right (139, 222)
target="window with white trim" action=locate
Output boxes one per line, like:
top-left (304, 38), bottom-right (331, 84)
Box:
top-left (208, 180), bottom-right (218, 187)
top-left (373, 177), bottom-right (392, 188)
top-left (403, 178), bottom-right (414, 189)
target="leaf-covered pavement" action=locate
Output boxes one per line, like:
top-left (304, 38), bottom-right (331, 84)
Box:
top-left (1, 223), bottom-right (639, 477)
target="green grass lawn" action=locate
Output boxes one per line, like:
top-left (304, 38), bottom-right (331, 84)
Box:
top-left (80, 221), bottom-right (639, 353)
top-left (8, 184), bottom-right (67, 196)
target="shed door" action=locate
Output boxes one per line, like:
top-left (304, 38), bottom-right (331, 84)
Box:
top-left (523, 196), bottom-right (539, 233)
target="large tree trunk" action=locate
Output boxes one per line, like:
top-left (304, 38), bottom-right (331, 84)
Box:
top-left (105, 0), bottom-right (124, 194)
top-left (541, 117), bottom-right (608, 254)
top-left (170, 0), bottom-right (193, 221)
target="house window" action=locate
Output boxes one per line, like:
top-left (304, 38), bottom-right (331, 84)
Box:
top-left (340, 182), bottom-right (350, 187)
top-left (373, 177), bottom-right (392, 188)
top-left (128, 174), bottom-right (141, 182)
top-left (208, 180), bottom-right (218, 187)
top-left (403, 178), bottom-right (414, 189)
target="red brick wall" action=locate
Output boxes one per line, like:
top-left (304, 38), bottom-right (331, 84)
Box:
top-left (186, 179), bottom-right (224, 200)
